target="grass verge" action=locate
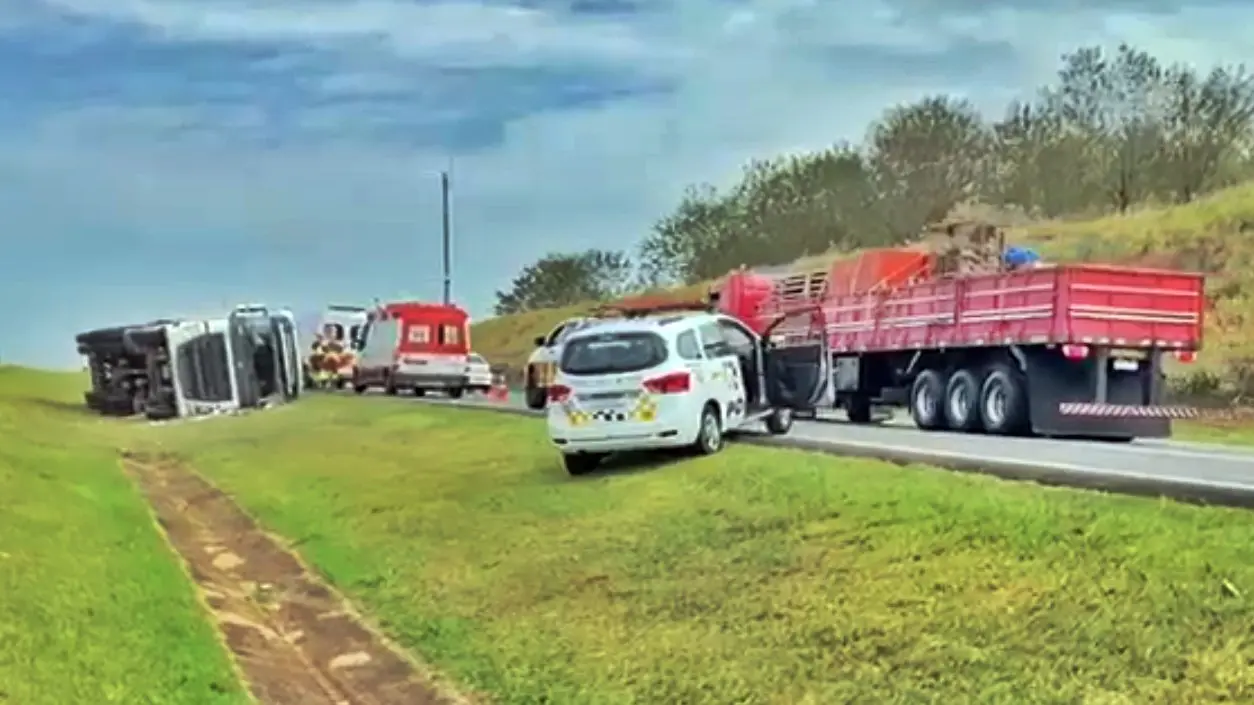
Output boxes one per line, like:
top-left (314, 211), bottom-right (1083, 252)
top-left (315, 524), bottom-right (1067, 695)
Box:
top-left (0, 367), bottom-right (248, 705)
top-left (136, 393), bottom-right (1254, 704)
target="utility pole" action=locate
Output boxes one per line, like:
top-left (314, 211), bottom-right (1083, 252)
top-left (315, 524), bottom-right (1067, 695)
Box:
top-left (440, 169), bottom-right (452, 305)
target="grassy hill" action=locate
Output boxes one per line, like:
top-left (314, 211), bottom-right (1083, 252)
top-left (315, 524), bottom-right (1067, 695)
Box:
top-left (472, 182), bottom-right (1254, 396)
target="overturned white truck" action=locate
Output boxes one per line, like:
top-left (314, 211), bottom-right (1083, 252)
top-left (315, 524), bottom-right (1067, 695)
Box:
top-left (76, 306), bottom-right (303, 421)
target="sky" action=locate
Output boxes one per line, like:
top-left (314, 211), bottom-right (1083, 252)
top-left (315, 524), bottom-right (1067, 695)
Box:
top-left (1, 0), bottom-right (1251, 367)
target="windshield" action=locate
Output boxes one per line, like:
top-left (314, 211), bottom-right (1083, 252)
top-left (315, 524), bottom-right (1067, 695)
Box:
top-left (560, 331), bottom-right (667, 375)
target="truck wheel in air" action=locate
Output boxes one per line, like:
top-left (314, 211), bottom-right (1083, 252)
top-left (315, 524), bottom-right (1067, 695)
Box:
top-left (694, 404), bottom-right (724, 455)
top-left (944, 368), bottom-right (983, 432)
top-left (525, 384), bottom-right (547, 410)
top-left (447, 387), bottom-right (464, 400)
top-left (846, 395), bottom-right (873, 424)
top-left (765, 407), bottom-right (794, 435)
top-left (563, 452), bottom-right (605, 476)
top-left (980, 363), bottom-right (1028, 435)
top-left (909, 369), bottom-right (947, 430)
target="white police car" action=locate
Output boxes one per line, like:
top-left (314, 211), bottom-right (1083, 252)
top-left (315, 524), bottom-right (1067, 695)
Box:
top-left (546, 310), bottom-right (828, 475)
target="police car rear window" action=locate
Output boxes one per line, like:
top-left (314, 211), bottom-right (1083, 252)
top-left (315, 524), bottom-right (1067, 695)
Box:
top-left (560, 332), bottom-right (667, 375)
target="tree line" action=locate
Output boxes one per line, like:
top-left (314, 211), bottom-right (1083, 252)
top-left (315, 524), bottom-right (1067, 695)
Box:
top-left (495, 44), bottom-right (1254, 315)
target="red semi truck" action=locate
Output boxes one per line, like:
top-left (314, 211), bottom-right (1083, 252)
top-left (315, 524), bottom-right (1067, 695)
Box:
top-left (706, 248), bottom-right (1205, 440)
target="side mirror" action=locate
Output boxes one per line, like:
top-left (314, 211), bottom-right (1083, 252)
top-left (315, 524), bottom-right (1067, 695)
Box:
top-left (533, 336), bottom-right (546, 347)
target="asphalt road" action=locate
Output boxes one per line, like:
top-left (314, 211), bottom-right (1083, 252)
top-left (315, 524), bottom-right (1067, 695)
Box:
top-left (402, 390), bottom-right (1254, 508)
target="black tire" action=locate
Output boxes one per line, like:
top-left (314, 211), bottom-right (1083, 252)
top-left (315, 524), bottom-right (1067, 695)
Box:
top-left (765, 407), bottom-right (794, 435)
top-left (412, 388), bottom-right (426, 397)
top-left (525, 385), bottom-right (547, 410)
top-left (694, 404), bottom-right (724, 455)
top-left (944, 368), bottom-right (983, 432)
top-left (846, 395), bottom-right (873, 424)
top-left (909, 369), bottom-right (947, 430)
top-left (384, 374), bottom-right (398, 396)
top-left (353, 384), bottom-right (368, 394)
top-left (980, 364), bottom-right (1029, 435)
top-left (447, 387), bottom-right (464, 400)
top-left (563, 452), bottom-right (605, 476)
top-left (334, 377), bottom-right (346, 390)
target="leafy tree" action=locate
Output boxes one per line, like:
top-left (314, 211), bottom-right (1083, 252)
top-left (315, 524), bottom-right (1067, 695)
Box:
top-left (637, 42), bottom-right (1254, 285)
top-left (494, 249), bottom-right (632, 315)
top-left (865, 96), bottom-right (993, 238)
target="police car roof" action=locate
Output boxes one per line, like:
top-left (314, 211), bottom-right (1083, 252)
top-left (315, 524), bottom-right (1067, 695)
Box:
top-left (576, 311), bottom-right (711, 335)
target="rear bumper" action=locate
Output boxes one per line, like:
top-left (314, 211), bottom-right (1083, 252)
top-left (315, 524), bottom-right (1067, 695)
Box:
top-left (548, 413), bottom-right (702, 453)
top-left (393, 372), bottom-right (468, 389)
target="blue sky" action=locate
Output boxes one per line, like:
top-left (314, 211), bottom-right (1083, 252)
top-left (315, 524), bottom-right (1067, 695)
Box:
top-left (0, 0), bottom-right (1248, 367)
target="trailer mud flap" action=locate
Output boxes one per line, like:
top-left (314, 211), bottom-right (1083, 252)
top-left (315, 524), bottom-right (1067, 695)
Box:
top-left (1023, 346), bottom-right (1171, 439)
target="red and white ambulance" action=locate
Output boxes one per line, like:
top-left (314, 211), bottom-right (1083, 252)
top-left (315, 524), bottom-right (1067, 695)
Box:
top-left (352, 301), bottom-right (472, 398)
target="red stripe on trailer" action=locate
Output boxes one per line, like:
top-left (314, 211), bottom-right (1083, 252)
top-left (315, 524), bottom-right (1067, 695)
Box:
top-left (1058, 403), bottom-right (1200, 419)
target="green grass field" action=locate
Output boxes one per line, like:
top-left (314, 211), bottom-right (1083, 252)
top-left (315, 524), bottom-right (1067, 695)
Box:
top-left (10, 364), bottom-right (1254, 703)
top-left (0, 367), bottom-right (248, 705)
top-left (127, 392), bottom-right (1254, 704)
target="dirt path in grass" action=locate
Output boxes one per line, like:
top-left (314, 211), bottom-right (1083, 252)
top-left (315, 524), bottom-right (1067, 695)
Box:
top-left (122, 451), bottom-right (469, 705)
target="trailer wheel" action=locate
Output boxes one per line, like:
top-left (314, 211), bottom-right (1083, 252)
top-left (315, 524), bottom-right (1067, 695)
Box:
top-left (980, 364), bottom-right (1029, 435)
top-left (909, 369), bottom-right (947, 430)
top-left (945, 369), bottom-right (982, 432)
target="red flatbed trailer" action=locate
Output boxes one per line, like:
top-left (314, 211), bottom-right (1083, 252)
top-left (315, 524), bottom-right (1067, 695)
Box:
top-left (715, 258), bottom-right (1205, 440)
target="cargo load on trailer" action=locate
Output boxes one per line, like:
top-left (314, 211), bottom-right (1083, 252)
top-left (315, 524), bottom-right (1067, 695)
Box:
top-left (76, 304), bottom-right (302, 420)
top-left (354, 301), bottom-right (472, 398)
top-left (705, 220), bottom-right (1204, 440)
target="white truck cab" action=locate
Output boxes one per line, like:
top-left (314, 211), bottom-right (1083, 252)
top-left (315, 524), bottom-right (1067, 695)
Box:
top-left (546, 310), bottom-right (828, 475)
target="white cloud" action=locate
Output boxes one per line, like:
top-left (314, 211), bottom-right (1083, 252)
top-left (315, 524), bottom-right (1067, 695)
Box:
top-left (4, 0), bottom-right (1254, 367)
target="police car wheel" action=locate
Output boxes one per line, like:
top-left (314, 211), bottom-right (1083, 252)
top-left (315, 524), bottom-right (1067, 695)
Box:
top-left (563, 452), bottom-right (605, 476)
top-left (694, 405), bottom-right (723, 455)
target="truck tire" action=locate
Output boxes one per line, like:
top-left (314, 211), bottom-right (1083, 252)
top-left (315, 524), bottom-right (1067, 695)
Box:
top-left (447, 387), bottom-right (464, 400)
top-left (412, 388), bottom-right (425, 397)
top-left (980, 364), bottom-right (1029, 435)
top-left (945, 369), bottom-right (982, 432)
top-left (384, 374), bottom-right (398, 396)
top-left (563, 452), bottom-right (605, 476)
top-left (524, 384), bottom-right (547, 410)
top-left (909, 369), bottom-right (947, 430)
top-left (846, 395), bottom-right (873, 424)
top-left (765, 407), bottom-right (793, 434)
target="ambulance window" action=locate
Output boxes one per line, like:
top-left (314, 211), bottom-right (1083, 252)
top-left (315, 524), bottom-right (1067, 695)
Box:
top-left (560, 332), bottom-right (666, 375)
top-left (676, 331), bottom-right (703, 360)
top-left (439, 325), bottom-right (461, 345)
top-left (408, 324), bottom-right (430, 344)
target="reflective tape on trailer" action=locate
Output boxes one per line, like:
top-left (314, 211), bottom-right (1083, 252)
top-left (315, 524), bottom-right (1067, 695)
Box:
top-left (1058, 403), bottom-right (1200, 419)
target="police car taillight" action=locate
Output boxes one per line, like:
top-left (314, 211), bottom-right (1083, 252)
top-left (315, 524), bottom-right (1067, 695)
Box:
top-left (643, 371), bottom-right (690, 394)
top-left (548, 384), bottom-right (572, 402)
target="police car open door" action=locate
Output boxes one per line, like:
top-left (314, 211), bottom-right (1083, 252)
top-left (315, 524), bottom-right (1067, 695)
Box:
top-left (761, 307), bottom-right (830, 410)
